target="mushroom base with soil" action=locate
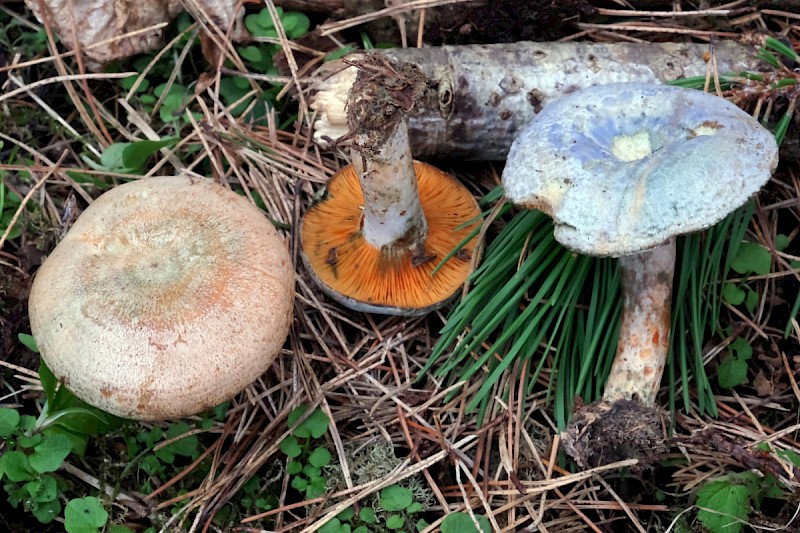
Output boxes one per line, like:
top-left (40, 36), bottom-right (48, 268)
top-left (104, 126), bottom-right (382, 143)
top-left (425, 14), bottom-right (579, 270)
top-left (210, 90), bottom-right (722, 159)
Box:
top-left (562, 239), bottom-right (675, 468)
top-left (561, 399), bottom-right (666, 469)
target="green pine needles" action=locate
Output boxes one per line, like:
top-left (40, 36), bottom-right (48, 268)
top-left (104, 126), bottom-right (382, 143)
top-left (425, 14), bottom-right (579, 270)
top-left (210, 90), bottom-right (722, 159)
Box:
top-left (425, 197), bottom-right (755, 428)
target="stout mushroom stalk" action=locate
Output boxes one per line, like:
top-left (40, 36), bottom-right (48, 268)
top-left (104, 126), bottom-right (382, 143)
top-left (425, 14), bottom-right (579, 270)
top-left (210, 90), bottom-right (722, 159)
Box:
top-left (603, 239), bottom-right (675, 404)
top-left (352, 118), bottom-right (427, 251)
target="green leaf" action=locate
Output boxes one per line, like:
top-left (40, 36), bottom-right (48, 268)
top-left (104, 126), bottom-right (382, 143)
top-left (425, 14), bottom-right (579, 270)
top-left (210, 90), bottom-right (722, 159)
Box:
top-left (281, 12), bottom-right (310, 39)
top-left (337, 507), bottom-right (355, 521)
top-left (303, 408), bottom-right (330, 438)
top-left (121, 138), bottom-right (180, 170)
top-left (318, 518), bottom-right (342, 533)
top-left (140, 455), bottom-right (164, 476)
top-left (255, 497), bottom-right (272, 510)
top-left (303, 465), bottom-right (321, 479)
top-left (29, 432), bottom-right (73, 473)
top-left (359, 507), bottom-right (376, 524)
top-left (775, 234), bottom-right (791, 252)
top-left (721, 283), bottom-right (745, 306)
top-left (32, 498), bottom-right (61, 524)
top-left (717, 357), bottom-right (748, 389)
top-left (306, 476), bottom-right (327, 498)
top-left (729, 338), bottom-right (753, 361)
top-left (286, 460), bottom-right (303, 475)
top-left (29, 473), bottom-right (58, 502)
top-left (778, 448), bottom-right (800, 468)
top-left (745, 288), bottom-right (759, 314)
top-left (280, 435), bottom-right (302, 458)
top-left (163, 422), bottom-right (199, 458)
top-left (99, 143), bottom-right (131, 172)
top-left (109, 526), bottom-right (137, 533)
top-left (245, 9), bottom-right (279, 37)
top-left (38, 361), bottom-right (57, 409)
top-left (696, 477), bottom-right (754, 533)
top-left (308, 447), bottom-right (331, 467)
top-left (291, 476), bottom-right (308, 491)
top-left (407, 501), bottom-right (424, 513)
top-left (441, 513), bottom-right (492, 533)
top-left (380, 485), bottom-right (413, 511)
top-left (17, 432), bottom-right (43, 448)
top-left (43, 426), bottom-right (89, 456)
top-left (731, 242), bottom-right (771, 276)
top-left (325, 45), bottom-right (358, 62)
top-left (386, 514), bottom-right (405, 529)
top-left (18, 333), bottom-right (38, 353)
top-left (0, 407), bottom-right (21, 437)
top-left (64, 496), bottom-right (109, 533)
top-left (45, 404), bottom-right (125, 436)
top-left (287, 404), bottom-right (309, 428)
top-left (119, 75), bottom-right (150, 92)
top-left (354, 527), bottom-right (369, 533)
top-left (288, 405), bottom-right (329, 439)
top-left (238, 46), bottom-right (263, 63)
top-left (24, 476), bottom-right (59, 523)
top-left (45, 381), bottom-right (126, 435)
top-left (760, 474), bottom-right (785, 499)
top-left (19, 415), bottom-right (36, 431)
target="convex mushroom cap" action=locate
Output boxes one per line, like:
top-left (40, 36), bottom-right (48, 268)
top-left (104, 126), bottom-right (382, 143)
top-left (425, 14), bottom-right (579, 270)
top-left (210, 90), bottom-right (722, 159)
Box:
top-left (28, 176), bottom-right (294, 420)
top-left (502, 82), bottom-right (779, 257)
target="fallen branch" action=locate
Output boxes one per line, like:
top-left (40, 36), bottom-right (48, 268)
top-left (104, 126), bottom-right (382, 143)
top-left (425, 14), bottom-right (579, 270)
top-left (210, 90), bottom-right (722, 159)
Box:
top-left (309, 40), bottom-right (761, 160)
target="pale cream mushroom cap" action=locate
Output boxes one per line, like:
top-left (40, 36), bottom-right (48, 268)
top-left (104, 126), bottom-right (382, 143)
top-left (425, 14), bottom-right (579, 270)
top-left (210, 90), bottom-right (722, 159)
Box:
top-left (28, 176), bottom-right (294, 420)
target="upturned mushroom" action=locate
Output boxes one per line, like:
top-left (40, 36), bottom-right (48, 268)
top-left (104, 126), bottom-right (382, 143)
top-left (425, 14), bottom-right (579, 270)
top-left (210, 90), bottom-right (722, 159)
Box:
top-left (301, 57), bottom-right (480, 315)
top-left (501, 82), bottom-right (779, 466)
top-left (28, 176), bottom-right (295, 421)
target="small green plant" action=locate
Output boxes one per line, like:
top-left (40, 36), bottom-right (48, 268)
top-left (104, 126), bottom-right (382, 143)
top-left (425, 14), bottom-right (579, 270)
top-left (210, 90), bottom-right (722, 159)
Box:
top-left (0, 8), bottom-right (49, 59)
top-left (0, 335), bottom-right (127, 529)
top-left (721, 239), bottom-right (775, 315)
top-left (319, 485), bottom-right (429, 532)
top-left (716, 337), bottom-right (753, 389)
top-left (83, 138), bottom-right (180, 175)
top-left (377, 485), bottom-right (428, 531)
top-left (0, 177), bottom-right (23, 241)
top-left (721, 234), bottom-right (800, 338)
top-left (281, 404), bottom-right (331, 500)
top-left (218, 7), bottom-right (311, 120)
top-left (237, 475), bottom-right (278, 516)
top-left (123, 421), bottom-right (202, 494)
top-left (695, 470), bottom-right (784, 533)
top-left (440, 512), bottom-right (491, 533)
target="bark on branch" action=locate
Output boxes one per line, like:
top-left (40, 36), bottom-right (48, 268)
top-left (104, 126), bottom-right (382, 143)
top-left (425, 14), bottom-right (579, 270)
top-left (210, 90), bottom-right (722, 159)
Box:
top-left (309, 40), bottom-right (761, 160)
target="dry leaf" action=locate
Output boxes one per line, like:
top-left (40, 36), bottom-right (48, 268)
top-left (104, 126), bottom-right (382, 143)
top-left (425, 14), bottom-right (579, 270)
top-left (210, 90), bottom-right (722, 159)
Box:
top-left (24, 0), bottom-right (243, 70)
top-left (752, 370), bottom-right (774, 397)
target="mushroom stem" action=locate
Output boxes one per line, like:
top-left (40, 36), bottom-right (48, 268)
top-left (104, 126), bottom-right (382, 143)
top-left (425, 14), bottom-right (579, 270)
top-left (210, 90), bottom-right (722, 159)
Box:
top-left (352, 118), bottom-right (428, 250)
top-left (602, 238), bottom-right (676, 405)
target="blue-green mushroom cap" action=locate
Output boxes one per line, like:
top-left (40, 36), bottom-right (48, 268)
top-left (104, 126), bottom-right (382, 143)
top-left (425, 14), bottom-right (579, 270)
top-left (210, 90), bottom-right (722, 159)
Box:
top-left (502, 82), bottom-right (779, 257)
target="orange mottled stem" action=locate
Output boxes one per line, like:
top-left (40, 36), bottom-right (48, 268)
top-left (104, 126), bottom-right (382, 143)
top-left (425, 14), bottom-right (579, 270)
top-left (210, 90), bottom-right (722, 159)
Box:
top-left (602, 238), bottom-right (676, 405)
